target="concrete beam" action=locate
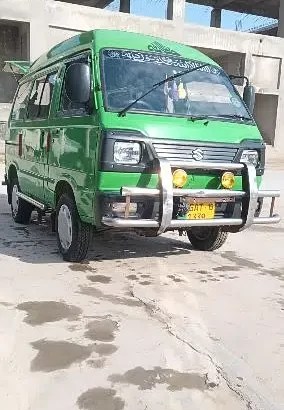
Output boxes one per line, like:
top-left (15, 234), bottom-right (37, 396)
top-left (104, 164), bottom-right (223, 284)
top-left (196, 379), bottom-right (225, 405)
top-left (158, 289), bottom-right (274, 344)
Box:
top-left (119, 0), bottom-right (130, 13)
top-left (215, 0), bottom-right (234, 7)
top-left (167, 0), bottom-right (185, 21)
top-left (48, 2), bottom-right (284, 58)
top-left (188, 0), bottom-right (277, 19)
top-left (0, 0), bottom-right (30, 22)
top-left (210, 8), bottom-right (221, 28)
top-left (29, 0), bottom-right (49, 61)
top-left (53, 0), bottom-right (113, 6)
top-left (278, 0), bottom-right (284, 38)
top-left (93, 0), bottom-right (113, 7)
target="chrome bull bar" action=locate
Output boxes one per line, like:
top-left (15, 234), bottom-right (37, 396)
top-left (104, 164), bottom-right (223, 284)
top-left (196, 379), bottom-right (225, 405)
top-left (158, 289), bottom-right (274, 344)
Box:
top-left (102, 159), bottom-right (281, 233)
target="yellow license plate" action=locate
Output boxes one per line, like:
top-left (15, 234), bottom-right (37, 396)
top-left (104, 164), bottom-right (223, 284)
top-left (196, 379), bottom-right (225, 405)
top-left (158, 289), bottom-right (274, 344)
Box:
top-left (186, 202), bottom-right (215, 220)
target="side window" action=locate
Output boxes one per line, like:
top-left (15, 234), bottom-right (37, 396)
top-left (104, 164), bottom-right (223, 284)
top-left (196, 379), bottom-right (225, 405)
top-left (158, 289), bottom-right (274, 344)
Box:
top-left (11, 82), bottom-right (32, 121)
top-left (59, 58), bottom-right (91, 116)
top-left (27, 73), bottom-right (57, 120)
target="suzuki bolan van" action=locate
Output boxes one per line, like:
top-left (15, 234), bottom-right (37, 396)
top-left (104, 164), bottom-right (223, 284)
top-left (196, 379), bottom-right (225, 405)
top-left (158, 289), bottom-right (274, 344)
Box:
top-left (3, 29), bottom-right (280, 262)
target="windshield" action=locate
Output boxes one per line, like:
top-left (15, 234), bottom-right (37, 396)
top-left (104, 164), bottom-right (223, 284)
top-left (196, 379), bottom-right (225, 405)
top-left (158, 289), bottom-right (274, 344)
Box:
top-left (101, 49), bottom-right (251, 121)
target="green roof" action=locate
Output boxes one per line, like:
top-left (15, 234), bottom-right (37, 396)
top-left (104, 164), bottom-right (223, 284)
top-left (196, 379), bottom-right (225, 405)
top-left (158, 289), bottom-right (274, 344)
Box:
top-left (27, 29), bottom-right (218, 76)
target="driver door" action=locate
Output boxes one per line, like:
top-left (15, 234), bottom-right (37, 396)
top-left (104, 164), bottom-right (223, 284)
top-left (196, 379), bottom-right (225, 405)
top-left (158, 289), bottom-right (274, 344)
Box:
top-left (46, 53), bottom-right (99, 218)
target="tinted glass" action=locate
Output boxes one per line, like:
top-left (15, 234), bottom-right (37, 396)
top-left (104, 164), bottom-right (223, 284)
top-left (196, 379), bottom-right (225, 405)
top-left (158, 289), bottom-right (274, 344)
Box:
top-left (101, 49), bottom-right (251, 121)
top-left (27, 73), bottom-right (57, 120)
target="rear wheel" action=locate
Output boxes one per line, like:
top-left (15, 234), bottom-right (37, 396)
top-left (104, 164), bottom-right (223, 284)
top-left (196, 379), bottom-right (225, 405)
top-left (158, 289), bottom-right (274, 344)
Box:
top-left (187, 227), bottom-right (228, 251)
top-left (11, 178), bottom-right (33, 224)
top-left (56, 193), bottom-right (92, 262)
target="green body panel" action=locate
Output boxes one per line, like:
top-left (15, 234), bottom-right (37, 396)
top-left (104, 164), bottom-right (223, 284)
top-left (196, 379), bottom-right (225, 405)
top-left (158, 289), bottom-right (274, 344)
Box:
top-left (93, 30), bottom-right (217, 66)
top-left (30, 29), bottom-right (218, 76)
top-left (18, 122), bottom-right (47, 200)
top-left (98, 171), bottom-right (262, 192)
top-left (5, 29), bottom-right (264, 226)
top-left (99, 112), bottom-right (261, 144)
top-left (97, 172), bottom-right (160, 191)
top-left (46, 120), bottom-right (99, 222)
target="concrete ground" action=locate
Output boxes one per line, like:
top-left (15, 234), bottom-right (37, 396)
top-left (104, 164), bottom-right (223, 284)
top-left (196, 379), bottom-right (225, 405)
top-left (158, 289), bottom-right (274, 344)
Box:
top-left (0, 162), bottom-right (284, 410)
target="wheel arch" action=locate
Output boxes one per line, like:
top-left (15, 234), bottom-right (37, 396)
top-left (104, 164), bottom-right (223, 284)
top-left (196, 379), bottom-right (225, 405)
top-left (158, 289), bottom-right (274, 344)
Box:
top-left (7, 163), bottom-right (19, 204)
top-left (54, 180), bottom-right (75, 205)
top-left (52, 176), bottom-right (93, 225)
top-left (8, 163), bottom-right (18, 181)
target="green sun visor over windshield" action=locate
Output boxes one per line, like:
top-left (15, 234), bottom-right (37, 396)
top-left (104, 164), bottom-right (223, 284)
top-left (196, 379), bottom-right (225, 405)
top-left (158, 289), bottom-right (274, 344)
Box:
top-left (3, 61), bottom-right (31, 75)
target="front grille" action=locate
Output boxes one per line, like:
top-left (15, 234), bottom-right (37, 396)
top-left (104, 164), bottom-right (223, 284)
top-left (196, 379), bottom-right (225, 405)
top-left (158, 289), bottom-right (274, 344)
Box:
top-left (153, 142), bottom-right (238, 163)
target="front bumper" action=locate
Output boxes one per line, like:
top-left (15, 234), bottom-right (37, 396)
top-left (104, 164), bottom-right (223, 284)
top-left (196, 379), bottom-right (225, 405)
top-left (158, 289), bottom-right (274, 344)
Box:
top-left (101, 160), bottom-right (280, 234)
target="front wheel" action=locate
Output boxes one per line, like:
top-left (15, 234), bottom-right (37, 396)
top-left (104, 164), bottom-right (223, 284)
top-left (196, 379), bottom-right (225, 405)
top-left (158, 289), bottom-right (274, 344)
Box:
top-left (187, 227), bottom-right (228, 251)
top-left (56, 194), bottom-right (92, 262)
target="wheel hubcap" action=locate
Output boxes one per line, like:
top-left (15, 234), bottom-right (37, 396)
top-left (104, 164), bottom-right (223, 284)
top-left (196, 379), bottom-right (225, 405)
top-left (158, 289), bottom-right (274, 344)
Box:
top-left (58, 204), bottom-right (73, 250)
top-left (11, 185), bottom-right (19, 217)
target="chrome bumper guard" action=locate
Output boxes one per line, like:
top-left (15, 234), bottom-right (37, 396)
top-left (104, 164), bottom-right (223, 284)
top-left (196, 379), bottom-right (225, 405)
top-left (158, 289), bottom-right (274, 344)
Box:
top-left (102, 160), bottom-right (281, 234)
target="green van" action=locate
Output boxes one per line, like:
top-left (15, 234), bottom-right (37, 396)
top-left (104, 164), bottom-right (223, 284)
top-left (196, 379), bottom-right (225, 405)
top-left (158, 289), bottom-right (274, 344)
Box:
top-left (3, 29), bottom-right (280, 262)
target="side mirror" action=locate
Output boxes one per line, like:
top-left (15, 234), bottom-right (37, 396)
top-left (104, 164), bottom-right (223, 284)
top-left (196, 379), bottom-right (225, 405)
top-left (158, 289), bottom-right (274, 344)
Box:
top-left (229, 75), bottom-right (256, 114)
top-left (65, 62), bottom-right (91, 104)
top-left (243, 83), bottom-right (256, 114)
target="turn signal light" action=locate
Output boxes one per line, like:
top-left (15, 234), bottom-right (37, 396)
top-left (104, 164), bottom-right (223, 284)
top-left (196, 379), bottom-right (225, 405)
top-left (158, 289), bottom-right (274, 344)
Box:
top-left (221, 172), bottom-right (235, 189)
top-left (172, 169), bottom-right (188, 188)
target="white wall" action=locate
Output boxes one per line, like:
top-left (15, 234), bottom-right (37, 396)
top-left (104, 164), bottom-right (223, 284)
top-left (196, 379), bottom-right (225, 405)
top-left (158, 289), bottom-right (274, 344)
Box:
top-left (1, 0), bottom-right (284, 148)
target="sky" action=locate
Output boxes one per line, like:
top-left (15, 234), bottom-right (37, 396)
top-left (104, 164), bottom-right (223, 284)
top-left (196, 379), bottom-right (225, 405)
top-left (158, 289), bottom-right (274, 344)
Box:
top-left (106, 0), bottom-right (277, 32)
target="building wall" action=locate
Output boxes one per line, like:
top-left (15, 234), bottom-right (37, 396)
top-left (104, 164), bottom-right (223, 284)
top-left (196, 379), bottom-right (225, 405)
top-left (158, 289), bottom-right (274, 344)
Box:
top-left (254, 94), bottom-right (279, 145)
top-left (1, 0), bottom-right (284, 149)
top-left (0, 24), bottom-right (20, 104)
top-left (0, 20), bottom-right (29, 126)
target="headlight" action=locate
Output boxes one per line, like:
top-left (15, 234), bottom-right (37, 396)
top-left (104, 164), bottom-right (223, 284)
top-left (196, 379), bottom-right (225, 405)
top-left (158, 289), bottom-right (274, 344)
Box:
top-left (114, 141), bottom-right (141, 164)
top-left (240, 150), bottom-right (259, 167)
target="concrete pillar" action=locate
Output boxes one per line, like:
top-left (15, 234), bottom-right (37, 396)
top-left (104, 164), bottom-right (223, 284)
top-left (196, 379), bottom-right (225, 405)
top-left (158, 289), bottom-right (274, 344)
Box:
top-left (29, 0), bottom-right (49, 61)
top-left (273, 67), bottom-right (284, 149)
top-left (120, 0), bottom-right (130, 13)
top-left (278, 0), bottom-right (284, 38)
top-left (210, 8), bottom-right (222, 28)
top-left (167, 0), bottom-right (185, 22)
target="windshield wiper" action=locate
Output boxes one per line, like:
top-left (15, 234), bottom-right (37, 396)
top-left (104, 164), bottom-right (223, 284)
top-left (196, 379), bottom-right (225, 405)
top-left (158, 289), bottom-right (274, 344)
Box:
top-left (118, 63), bottom-right (210, 117)
top-left (188, 114), bottom-right (252, 123)
top-left (188, 115), bottom-right (210, 122)
top-left (214, 114), bottom-right (252, 121)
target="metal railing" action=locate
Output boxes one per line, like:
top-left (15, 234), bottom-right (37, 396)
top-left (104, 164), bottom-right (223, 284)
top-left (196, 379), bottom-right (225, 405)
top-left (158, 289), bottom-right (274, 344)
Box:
top-left (102, 159), bottom-right (280, 233)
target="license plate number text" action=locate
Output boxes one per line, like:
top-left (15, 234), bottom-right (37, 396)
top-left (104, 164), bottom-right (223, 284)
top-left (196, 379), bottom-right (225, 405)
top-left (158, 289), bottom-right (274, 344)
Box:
top-left (186, 202), bottom-right (215, 220)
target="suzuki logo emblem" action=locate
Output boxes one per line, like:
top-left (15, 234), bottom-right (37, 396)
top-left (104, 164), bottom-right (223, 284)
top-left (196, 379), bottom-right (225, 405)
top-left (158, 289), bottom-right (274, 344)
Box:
top-left (192, 148), bottom-right (204, 161)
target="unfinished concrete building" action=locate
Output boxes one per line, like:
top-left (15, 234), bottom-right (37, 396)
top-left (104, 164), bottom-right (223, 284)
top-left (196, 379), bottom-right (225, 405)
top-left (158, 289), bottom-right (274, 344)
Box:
top-left (0, 0), bottom-right (284, 150)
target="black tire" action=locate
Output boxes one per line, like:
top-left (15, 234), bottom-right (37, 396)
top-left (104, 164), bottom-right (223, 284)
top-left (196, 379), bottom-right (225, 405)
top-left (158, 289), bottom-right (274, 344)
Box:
top-left (10, 178), bottom-right (33, 224)
top-left (56, 193), bottom-right (92, 262)
top-left (187, 227), bottom-right (228, 251)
